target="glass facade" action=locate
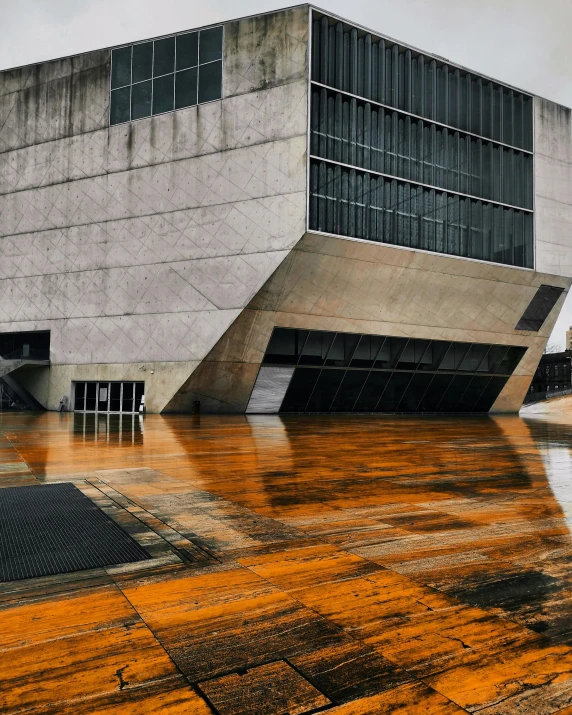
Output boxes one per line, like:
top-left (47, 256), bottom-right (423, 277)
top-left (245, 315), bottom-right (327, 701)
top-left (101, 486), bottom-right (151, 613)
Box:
top-left (309, 13), bottom-right (534, 268)
top-left (262, 328), bottom-right (526, 413)
top-left (110, 26), bottom-right (223, 125)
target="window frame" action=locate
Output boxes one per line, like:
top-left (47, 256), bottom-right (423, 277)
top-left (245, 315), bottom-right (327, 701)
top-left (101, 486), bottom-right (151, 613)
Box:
top-left (109, 24), bottom-right (224, 126)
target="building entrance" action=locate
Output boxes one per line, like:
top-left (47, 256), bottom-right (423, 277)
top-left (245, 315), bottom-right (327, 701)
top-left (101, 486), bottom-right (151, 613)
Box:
top-left (73, 381), bottom-right (144, 413)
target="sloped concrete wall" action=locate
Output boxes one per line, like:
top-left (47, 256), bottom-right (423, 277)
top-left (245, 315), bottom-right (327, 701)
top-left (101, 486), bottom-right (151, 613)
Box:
top-left (169, 233), bottom-right (570, 413)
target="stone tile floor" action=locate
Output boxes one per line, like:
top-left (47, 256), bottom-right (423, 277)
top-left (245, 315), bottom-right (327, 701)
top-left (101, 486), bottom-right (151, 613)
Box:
top-left (1, 411), bottom-right (572, 713)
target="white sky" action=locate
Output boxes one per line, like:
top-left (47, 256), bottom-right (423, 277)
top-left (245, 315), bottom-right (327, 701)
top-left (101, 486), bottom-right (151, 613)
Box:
top-left (2, 0), bottom-right (572, 347)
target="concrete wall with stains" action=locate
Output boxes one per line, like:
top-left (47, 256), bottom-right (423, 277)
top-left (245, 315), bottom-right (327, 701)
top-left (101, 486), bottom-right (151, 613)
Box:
top-left (0, 6), bottom-right (309, 412)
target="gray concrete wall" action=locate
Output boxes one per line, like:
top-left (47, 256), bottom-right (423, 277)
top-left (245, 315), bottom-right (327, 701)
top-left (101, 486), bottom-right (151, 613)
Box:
top-left (535, 96), bottom-right (572, 276)
top-left (167, 233), bottom-right (571, 414)
top-left (0, 6), bottom-right (309, 411)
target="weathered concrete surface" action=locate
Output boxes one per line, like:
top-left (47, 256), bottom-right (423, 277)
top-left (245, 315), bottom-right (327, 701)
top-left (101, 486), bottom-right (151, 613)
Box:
top-left (165, 233), bottom-right (570, 414)
top-left (535, 97), bottom-right (572, 277)
top-left (0, 7), bottom-right (309, 410)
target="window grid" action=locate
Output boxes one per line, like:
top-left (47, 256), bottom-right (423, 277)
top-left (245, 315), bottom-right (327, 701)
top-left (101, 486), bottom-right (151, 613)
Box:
top-left (110, 26), bottom-right (223, 125)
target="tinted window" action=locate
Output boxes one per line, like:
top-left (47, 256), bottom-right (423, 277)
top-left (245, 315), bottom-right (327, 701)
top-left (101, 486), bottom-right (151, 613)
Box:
top-left (198, 60), bottom-right (222, 103)
top-left (175, 68), bottom-right (198, 109)
top-left (200, 26), bottom-right (223, 63)
top-left (177, 32), bottom-right (198, 70)
top-left (112, 46), bottom-right (131, 89)
top-left (131, 80), bottom-right (152, 120)
top-left (132, 42), bottom-right (153, 83)
top-left (110, 87), bottom-right (131, 124)
top-left (154, 37), bottom-right (175, 76)
top-left (153, 74), bottom-right (174, 115)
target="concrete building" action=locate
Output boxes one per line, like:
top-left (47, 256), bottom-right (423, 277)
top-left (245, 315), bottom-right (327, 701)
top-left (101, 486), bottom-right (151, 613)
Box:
top-left (1, 5), bottom-right (572, 415)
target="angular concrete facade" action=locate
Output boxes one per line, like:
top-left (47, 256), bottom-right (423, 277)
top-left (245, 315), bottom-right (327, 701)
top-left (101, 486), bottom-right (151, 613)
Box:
top-left (1, 6), bottom-right (571, 414)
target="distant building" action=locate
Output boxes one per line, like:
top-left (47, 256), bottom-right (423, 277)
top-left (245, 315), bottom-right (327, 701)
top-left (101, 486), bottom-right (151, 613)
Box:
top-left (1, 6), bottom-right (572, 414)
top-left (530, 351), bottom-right (572, 398)
top-left (567, 327), bottom-right (572, 351)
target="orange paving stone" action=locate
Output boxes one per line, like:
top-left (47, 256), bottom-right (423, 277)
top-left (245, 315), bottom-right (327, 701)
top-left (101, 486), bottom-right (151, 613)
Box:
top-left (1, 412), bottom-right (572, 712)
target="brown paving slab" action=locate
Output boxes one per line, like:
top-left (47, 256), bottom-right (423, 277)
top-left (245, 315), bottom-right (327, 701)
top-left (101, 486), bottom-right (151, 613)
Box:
top-left (424, 638), bottom-right (572, 712)
top-left (327, 682), bottom-right (467, 713)
top-left (237, 543), bottom-right (383, 590)
top-left (198, 660), bottom-right (331, 715)
top-left (32, 681), bottom-right (212, 715)
top-left (120, 565), bottom-right (408, 698)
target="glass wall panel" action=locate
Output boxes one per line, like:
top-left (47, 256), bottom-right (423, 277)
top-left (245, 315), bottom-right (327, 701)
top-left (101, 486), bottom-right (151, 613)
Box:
top-left (311, 14), bottom-right (533, 151)
top-left (132, 43), bottom-right (153, 83)
top-left (306, 370), bottom-right (345, 411)
top-left (397, 372), bottom-right (433, 411)
top-left (330, 370), bottom-right (369, 411)
top-left (311, 88), bottom-right (532, 209)
top-left (112, 46), bottom-right (131, 89)
top-left (353, 371), bottom-right (392, 411)
top-left (177, 32), bottom-right (198, 70)
top-left (266, 329), bottom-right (526, 413)
top-left (309, 159), bottom-right (533, 269)
top-left (281, 368), bottom-right (320, 412)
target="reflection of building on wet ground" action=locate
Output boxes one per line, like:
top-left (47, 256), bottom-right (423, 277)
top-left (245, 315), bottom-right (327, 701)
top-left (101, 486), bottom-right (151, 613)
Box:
top-left (2, 411), bottom-right (572, 711)
top-left (1, 7), bottom-right (572, 415)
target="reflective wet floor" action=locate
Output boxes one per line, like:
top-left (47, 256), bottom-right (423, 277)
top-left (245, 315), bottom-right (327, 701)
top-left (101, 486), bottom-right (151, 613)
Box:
top-left (2, 411), bottom-right (572, 713)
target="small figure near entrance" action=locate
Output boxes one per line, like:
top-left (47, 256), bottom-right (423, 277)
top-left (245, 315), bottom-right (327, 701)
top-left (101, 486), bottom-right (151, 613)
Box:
top-left (58, 396), bottom-right (68, 413)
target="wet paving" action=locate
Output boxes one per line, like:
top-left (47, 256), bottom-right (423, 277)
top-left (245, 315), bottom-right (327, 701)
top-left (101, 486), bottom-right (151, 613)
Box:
top-left (1, 411), bottom-right (572, 713)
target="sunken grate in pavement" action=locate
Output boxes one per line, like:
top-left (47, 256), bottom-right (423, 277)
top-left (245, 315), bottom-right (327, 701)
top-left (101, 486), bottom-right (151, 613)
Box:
top-left (0, 482), bottom-right (150, 582)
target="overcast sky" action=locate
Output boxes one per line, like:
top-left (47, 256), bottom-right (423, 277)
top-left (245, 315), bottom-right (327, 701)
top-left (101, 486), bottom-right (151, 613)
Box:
top-left (2, 0), bottom-right (572, 347)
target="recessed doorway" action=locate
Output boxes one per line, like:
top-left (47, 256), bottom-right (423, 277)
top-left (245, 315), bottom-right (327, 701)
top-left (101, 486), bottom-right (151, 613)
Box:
top-left (73, 381), bottom-right (144, 413)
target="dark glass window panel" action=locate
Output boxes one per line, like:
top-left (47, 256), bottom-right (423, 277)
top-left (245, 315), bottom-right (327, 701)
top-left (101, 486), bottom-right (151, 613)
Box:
top-left (495, 346), bottom-right (526, 375)
top-left (153, 73), bottom-right (174, 115)
top-left (417, 373), bottom-right (453, 412)
top-left (473, 376), bottom-right (507, 412)
top-left (351, 335), bottom-right (385, 368)
top-left (112, 46), bottom-right (131, 89)
top-left (417, 340), bottom-right (450, 371)
top-left (263, 328), bottom-right (297, 365)
top-left (353, 371), bottom-right (392, 411)
top-left (135, 383), bottom-right (145, 411)
top-left (376, 371), bottom-right (413, 411)
top-left (85, 382), bottom-right (97, 412)
top-left (74, 382), bottom-right (85, 411)
top-left (280, 368), bottom-right (320, 412)
top-left (330, 370), bottom-right (369, 411)
top-left (110, 383), bottom-right (121, 413)
top-left (325, 333), bottom-right (360, 367)
top-left (132, 42), bottom-right (153, 83)
top-left (198, 60), bottom-right (222, 103)
top-left (306, 369), bottom-right (345, 412)
top-left (131, 80), bottom-right (152, 120)
top-left (515, 285), bottom-right (564, 332)
top-left (110, 87), bottom-right (131, 125)
top-left (440, 341), bottom-right (470, 371)
top-left (200, 26), bottom-right (223, 64)
top-left (177, 32), bottom-right (198, 70)
top-left (485, 345), bottom-right (510, 374)
top-left (122, 382), bottom-right (134, 412)
top-left (298, 331), bottom-right (335, 366)
top-left (456, 376), bottom-right (491, 412)
top-left (438, 375), bottom-right (473, 411)
top-left (175, 67), bottom-right (197, 109)
top-left (396, 372), bottom-right (434, 412)
top-left (458, 344), bottom-right (490, 373)
top-left (154, 37), bottom-right (175, 77)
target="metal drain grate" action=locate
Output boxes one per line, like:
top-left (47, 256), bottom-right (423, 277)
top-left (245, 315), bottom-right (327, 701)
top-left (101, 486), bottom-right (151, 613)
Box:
top-left (0, 483), bottom-right (150, 582)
